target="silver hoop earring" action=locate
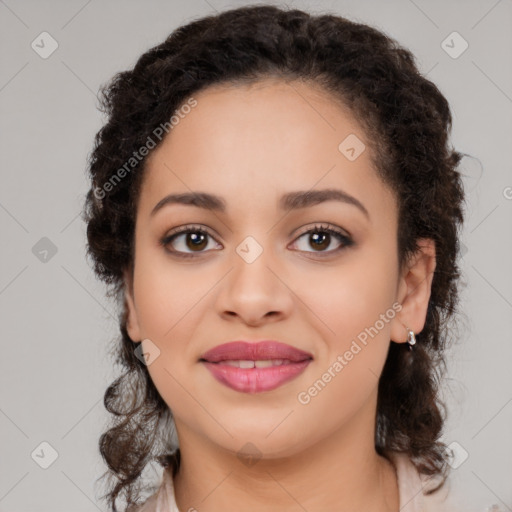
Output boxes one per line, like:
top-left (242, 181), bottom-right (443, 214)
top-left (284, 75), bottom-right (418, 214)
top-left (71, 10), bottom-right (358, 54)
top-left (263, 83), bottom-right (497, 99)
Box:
top-left (406, 328), bottom-right (416, 349)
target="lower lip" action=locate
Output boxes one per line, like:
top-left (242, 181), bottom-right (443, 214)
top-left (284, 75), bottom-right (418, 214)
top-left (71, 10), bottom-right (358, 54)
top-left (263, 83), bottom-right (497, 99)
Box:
top-left (202, 360), bottom-right (312, 393)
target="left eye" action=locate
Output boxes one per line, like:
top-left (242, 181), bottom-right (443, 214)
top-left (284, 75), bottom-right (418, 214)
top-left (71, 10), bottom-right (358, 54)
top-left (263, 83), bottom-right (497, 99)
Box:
top-left (290, 224), bottom-right (353, 254)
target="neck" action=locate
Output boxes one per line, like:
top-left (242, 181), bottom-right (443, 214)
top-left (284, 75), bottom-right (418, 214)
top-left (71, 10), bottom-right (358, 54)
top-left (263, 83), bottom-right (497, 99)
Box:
top-left (172, 393), bottom-right (398, 512)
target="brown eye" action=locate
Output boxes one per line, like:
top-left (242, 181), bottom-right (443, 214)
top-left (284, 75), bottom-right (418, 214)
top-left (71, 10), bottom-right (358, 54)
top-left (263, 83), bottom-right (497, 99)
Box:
top-left (160, 226), bottom-right (222, 257)
top-left (182, 232), bottom-right (208, 251)
top-left (291, 224), bottom-right (353, 255)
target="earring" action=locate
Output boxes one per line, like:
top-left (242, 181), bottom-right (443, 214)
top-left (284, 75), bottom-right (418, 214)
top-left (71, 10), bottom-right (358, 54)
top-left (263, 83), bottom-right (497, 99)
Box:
top-left (406, 328), bottom-right (416, 350)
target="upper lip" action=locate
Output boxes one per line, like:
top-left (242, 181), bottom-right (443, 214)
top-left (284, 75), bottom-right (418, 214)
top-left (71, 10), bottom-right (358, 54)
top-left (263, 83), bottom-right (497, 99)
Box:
top-left (200, 341), bottom-right (313, 363)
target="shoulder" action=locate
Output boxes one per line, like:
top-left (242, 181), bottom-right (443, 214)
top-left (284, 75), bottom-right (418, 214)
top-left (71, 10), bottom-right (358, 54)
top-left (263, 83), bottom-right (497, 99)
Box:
top-left (125, 492), bottom-right (159, 512)
top-left (124, 471), bottom-right (169, 512)
top-left (385, 450), bottom-right (506, 512)
top-left (125, 466), bottom-right (180, 512)
top-left (385, 450), bottom-right (452, 512)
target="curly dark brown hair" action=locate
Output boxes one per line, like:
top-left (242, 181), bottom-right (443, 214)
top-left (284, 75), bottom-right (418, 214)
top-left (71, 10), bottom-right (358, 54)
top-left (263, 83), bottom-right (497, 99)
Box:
top-left (82, 4), bottom-right (466, 511)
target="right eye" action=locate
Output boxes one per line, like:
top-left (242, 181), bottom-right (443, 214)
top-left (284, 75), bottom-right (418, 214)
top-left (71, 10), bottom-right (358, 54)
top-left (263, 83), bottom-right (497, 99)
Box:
top-left (159, 225), bottom-right (223, 258)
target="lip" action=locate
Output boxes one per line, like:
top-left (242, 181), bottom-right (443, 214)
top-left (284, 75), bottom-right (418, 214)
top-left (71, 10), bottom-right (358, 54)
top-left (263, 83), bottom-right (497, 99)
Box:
top-left (199, 341), bottom-right (313, 393)
top-left (200, 340), bottom-right (313, 363)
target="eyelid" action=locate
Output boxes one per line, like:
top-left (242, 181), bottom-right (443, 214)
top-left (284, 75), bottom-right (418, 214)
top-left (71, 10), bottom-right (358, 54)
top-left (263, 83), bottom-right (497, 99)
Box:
top-left (293, 222), bottom-right (351, 239)
top-left (163, 224), bottom-right (215, 239)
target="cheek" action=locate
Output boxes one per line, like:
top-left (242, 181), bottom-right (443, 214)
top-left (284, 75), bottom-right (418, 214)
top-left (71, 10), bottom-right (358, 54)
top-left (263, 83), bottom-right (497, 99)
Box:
top-left (132, 245), bottom-right (215, 380)
top-left (296, 247), bottom-right (397, 397)
top-left (304, 249), bottom-right (397, 343)
top-left (132, 257), bottom-right (210, 415)
top-left (294, 283), bottom-right (394, 436)
top-left (133, 247), bottom-right (213, 339)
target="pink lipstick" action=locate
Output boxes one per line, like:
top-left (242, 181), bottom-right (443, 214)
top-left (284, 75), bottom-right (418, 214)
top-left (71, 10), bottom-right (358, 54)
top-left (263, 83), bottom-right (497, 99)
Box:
top-left (200, 340), bottom-right (313, 393)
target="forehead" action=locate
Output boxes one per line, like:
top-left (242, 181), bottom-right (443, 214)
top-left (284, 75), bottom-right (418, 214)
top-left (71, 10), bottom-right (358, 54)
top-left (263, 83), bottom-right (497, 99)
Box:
top-left (139, 78), bottom-right (396, 221)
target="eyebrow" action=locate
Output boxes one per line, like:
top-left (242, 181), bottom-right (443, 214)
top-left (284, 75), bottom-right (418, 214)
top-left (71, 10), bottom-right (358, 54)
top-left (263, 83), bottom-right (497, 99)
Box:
top-left (150, 188), bottom-right (369, 219)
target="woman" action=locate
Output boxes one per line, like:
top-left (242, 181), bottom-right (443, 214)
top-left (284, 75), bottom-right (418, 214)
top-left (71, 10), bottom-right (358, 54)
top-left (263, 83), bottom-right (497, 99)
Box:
top-left (82, 4), bottom-right (481, 511)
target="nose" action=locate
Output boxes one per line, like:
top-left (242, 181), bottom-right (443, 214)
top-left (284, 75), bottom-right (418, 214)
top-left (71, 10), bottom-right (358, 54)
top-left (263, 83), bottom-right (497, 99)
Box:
top-left (215, 241), bottom-right (294, 326)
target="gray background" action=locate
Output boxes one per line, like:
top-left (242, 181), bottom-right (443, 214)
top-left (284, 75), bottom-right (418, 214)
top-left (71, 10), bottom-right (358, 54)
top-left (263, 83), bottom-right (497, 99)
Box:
top-left (1, 0), bottom-right (511, 510)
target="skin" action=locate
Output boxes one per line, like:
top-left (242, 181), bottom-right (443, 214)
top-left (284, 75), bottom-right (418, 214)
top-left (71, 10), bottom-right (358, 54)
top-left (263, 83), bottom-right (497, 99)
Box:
top-left (123, 78), bottom-right (436, 512)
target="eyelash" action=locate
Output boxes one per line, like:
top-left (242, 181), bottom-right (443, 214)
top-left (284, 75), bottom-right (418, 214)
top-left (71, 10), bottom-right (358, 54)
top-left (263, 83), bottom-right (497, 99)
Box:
top-left (159, 223), bottom-right (354, 259)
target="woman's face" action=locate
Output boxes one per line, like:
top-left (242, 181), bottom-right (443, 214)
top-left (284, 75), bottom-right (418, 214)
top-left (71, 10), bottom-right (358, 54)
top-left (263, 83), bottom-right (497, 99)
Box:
top-left (124, 78), bottom-right (432, 459)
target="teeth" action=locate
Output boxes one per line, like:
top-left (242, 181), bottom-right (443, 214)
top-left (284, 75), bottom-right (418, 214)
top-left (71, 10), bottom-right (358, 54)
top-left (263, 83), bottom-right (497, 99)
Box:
top-left (221, 359), bottom-right (286, 368)
top-left (255, 359), bottom-right (284, 368)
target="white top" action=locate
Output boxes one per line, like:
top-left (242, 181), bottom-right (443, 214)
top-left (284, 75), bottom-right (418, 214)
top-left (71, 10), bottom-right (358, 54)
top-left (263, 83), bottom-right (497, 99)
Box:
top-left (131, 451), bottom-right (505, 512)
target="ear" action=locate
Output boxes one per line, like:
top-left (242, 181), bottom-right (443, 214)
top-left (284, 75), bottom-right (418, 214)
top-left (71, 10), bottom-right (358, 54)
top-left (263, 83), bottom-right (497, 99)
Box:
top-left (390, 238), bottom-right (436, 343)
top-left (123, 266), bottom-right (142, 342)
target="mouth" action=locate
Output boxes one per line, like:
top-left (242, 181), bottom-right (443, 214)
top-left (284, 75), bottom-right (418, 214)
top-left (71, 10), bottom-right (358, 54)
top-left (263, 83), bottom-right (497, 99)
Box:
top-left (202, 359), bottom-right (302, 368)
top-left (199, 340), bottom-right (313, 393)
top-left (199, 340), bottom-right (313, 363)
